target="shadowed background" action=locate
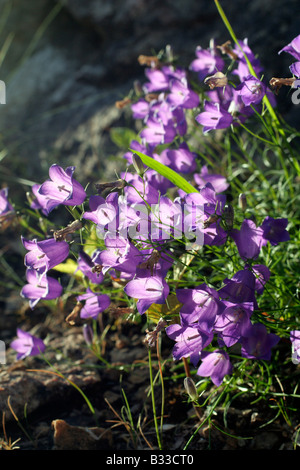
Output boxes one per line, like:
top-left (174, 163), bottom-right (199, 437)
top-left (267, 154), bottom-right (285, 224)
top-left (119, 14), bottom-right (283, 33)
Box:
top-left (0, 0), bottom-right (299, 189)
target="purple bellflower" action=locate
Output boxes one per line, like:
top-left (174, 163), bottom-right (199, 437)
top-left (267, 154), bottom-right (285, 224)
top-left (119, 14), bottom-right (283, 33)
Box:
top-left (76, 250), bottom-right (104, 284)
top-left (197, 350), bottom-right (233, 387)
top-left (290, 61), bottom-right (300, 78)
top-left (195, 102), bottom-right (233, 134)
top-left (237, 75), bottom-right (266, 106)
top-left (158, 143), bottom-right (197, 174)
top-left (230, 219), bottom-right (263, 261)
top-left (241, 323), bottom-right (280, 360)
top-left (166, 323), bottom-right (213, 367)
top-left (214, 301), bottom-right (253, 347)
top-left (166, 78), bottom-right (200, 109)
top-left (10, 328), bottom-right (46, 360)
top-left (21, 268), bottom-right (63, 309)
top-left (194, 165), bottom-right (229, 194)
top-left (77, 288), bottom-right (111, 319)
top-left (177, 284), bottom-right (223, 334)
top-left (124, 275), bottom-right (169, 314)
top-left (279, 34), bottom-right (300, 61)
top-left (37, 164), bottom-right (86, 215)
top-left (22, 236), bottom-right (69, 275)
top-left (0, 187), bottom-right (14, 216)
top-left (99, 236), bottom-right (141, 278)
top-left (260, 216), bottom-right (290, 246)
top-left (189, 44), bottom-right (225, 81)
top-left (290, 330), bottom-right (300, 364)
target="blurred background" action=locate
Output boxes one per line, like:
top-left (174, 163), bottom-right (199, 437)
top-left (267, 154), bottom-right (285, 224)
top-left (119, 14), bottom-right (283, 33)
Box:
top-left (0, 0), bottom-right (299, 190)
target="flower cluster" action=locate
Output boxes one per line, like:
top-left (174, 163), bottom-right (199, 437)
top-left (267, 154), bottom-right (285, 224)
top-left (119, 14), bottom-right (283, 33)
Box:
top-left (9, 32), bottom-right (299, 391)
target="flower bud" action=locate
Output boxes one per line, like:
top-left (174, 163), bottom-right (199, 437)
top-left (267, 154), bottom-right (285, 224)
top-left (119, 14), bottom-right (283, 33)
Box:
top-left (184, 377), bottom-right (199, 402)
top-left (238, 193), bottom-right (247, 211)
top-left (132, 153), bottom-right (146, 176)
top-left (223, 204), bottom-right (234, 230)
top-left (204, 71), bottom-right (228, 89)
top-left (83, 323), bottom-right (94, 346)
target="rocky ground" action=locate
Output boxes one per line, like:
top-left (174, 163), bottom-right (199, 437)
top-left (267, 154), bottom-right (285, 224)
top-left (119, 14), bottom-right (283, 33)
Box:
top-left (0, 0), bottom-right (299, 452)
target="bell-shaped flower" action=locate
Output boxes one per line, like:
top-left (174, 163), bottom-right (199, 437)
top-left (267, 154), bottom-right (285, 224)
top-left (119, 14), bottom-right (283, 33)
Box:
top-left (21, 268), bottom-right (63, 309)
top-left (218, 268), bottom-right (258, 307)
top-left (290, 330), bottom-right (300, 364)
top-left (241, 323), bottom-right (280, 360)
top-left (99, 236), bottom-right (141, 277)
top-left (159, 143), bottom-right (197, 174)
top-left (77, 288), bottom-right (111, 319)
top-left (230, 219), bottom-right (263, 261)
top-left (236, 75), bottom-right (266, 107)
top-left (166, 78), bottom-right (200, 109)
top-left (195, 101), bottom-right (233, 134)
top-left (38, 164), bottom-right (86, 215)
top-left (76, 250), bottom-right (104, 284)
top-left (124, 275), bottom-right (169, 314)
top-left (10, 328), bottom-right (46, 360)
top-left (214, 301), bottom-right (254, 347)
top-left (279, 34), bottom-right (300, 61)
top-left (0, 187), bottom-right (14, 216)
top-left (194, 165), bottom-right (229, 194)
top-left (22, 236), bottom-right (69, 275)
top-left (197, 349), bottom-right (233, 387)
top-left (166, 323), bottom-right (213, 367)
top-left (177, 283), bottom-right (223, 334)
top-left (189, 44), bottom-right (225, 81)
top-left (260, 216), bottom-right (290, 246)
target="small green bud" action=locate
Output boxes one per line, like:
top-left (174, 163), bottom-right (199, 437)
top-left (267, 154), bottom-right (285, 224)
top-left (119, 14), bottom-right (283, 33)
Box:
top-left (238, 193), bottom-right (247, 211)
top-left (184, 377), bottom-right (199, 402)
top-left (132, 153), bottom-right (145, 176)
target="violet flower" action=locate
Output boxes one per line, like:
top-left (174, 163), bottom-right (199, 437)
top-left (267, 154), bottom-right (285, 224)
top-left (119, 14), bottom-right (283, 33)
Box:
top-left (99, 236), bottom-right (141, 277)
top-left (290, 61), bottom-right (300, 78)
top-left (166, 323), bottom-right (213, 367)
top-left (177, 284), bottom-right (223, 334)
top-left (22, 236), bottom-right (69, 275)
top-left (77, 288), bottom-right (111, 319)
top-left (124, 275), bottom-right (169, 314)
top-left (195, 102), bottom-right (233, 134)
top-left (21, 268), bottom-right (63, 309)
top-left (279, 34), bottom-right (300, 61)
top-left (214, 301), bottom-right (254, 347)
top-left (166, 78), bottom-right (200, 109)
top-left (197, 350), bottom-right (233, 387)
top-left (241, 323), bottom-right (280, 360)
top-left (260, 216), bottom-right (290, 246)
top-left (237, 75), bottom-right (266, 107)
top-left (230, 219), bottom-right (263, 261)
top-left (38, 164), bottom-right (86, 215)
top-left (158, 143), bottom-right (197, 174)
top-left (0, 187), bottom-right (14, 216)
top-left (194, 165), bottom-right (229, 193)
top-left (290, 330), bottom-right (300, 364)
top-left (10, 328), bottom-right (46, 360)
top-left (218, 268), bottom-right (258, 307)
top-left (76, 250), bottom-right (104, 284)
top-left (189, 44), bottom-right (225, 81)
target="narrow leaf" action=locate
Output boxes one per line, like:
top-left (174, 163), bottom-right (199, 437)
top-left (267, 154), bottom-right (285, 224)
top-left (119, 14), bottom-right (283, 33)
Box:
top-left (131, 149), bottom-right (199, 194)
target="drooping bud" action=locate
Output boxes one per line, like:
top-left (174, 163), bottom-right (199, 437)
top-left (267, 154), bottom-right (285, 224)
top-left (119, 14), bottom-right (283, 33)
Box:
top-left (222, 204), bottom-right (234, 230)
top-left (51, 220), bottom-right (82, 241)
top-left (204, 71), bottom-right (228, 89)
top-left (183, 377), bottom-right (199, 402)
top-left (132, 153), bottom-right (146, 177)
top-left (83, 323), bottom-right (94, 346)
top-left (95, 179), bottom-right (126, 194)
top-left (238, 193), bottom-right (247, 211)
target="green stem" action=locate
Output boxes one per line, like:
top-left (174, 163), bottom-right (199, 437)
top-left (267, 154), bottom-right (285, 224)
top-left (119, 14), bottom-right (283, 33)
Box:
top-left (148, 348), bottom-right (162, 450)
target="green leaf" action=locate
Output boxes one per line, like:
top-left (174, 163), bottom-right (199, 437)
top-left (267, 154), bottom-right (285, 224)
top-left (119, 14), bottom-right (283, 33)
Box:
top-left (110, 127), bottom-right (138, 149)
top-left (130, 149), bottom-right (199, 194)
